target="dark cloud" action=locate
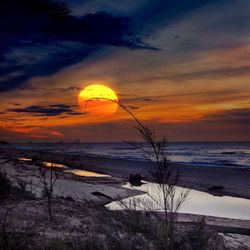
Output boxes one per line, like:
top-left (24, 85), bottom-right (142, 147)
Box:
top-left (143, 98), bottom-right (155, 102)
top-left (0, 0), bottom-right (151, 49)
top-left (1, 0), bottom-right (248, 93)
top-left (67, 111), bottom-right (84, 115)
top-left (21, 125), bottom-right (37, 129)
top-left (127, 106), bottom-right (140, 110)
top-left (203, 108), bottom-right (250, 126)
top-left (15, 86), bottom-right (80, 93)
top-left (169, 65), bottom-right (250, 81)
top-left (133, 0), bottom-right (221, 31)
top-left (9, 103), bottom-right (22, 106)
top-left (54, 107), bottom-right (250, 142)
top-left (8, 104), bottom-right (81, 117)
top-left (120, 95), bottom-right (158, 103)
top-left (121, 65), bottom-right (250, 84)
top-left (134, 0), bottom-right (250, 55)
top-left (0, 117), bottom-right (29, 122)
top-left (0, 0), bottom-right (155, 92)
top-left (159, 108), bottom-right (250, 141)
top-left (51, 86), bottom-right (81, 92)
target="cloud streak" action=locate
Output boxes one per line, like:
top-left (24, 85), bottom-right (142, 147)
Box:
top-left (8, 104), bottom-right (80, 117)
top-left (203, 108), bottom-right (250, 126)
top-left (169, 65), bottom-right (250, 81)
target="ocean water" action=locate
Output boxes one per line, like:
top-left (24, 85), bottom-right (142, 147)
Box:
top-left (10, 142), bottom-right (250, 169)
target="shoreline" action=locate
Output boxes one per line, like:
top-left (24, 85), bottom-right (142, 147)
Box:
top-left (2, 146), bottom-right (250, 200)
top-left (0, 148), bottom-right (144, 206)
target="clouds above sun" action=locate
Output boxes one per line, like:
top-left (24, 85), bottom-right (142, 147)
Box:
top-left (0, 0), bottom-right (250, 141)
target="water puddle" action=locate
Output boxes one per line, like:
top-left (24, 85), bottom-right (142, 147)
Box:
top-left (18, 158), bottom-right (66, 168)
top-left (107, 182), bottom-right (250, 220)
top-left (43, 161), bottom-right (66, 168)
top-left (18, 158), bottom-right (110, 178)
top-left (18, 157), bottom-right (32, 161)
top-left (65, 169), bottom-right (110, 177)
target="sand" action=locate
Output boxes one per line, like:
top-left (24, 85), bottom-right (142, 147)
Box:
top-left (2, 146), bottom-right (250, 199)
top-left (0, 152), bottom-right (143, 205)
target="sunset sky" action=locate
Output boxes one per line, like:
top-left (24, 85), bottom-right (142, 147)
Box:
top-left (1, 0), bottom-right (250, 142)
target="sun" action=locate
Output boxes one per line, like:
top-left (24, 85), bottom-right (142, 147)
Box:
top-left (78, 84), bottom-right (118, 115)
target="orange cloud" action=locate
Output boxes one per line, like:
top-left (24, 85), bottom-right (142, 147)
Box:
top-left (50, 131), bottom-right (64, 137)
top-left (6, 126), bottom-right (64, 139)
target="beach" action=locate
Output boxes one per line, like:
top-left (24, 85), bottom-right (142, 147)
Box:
top-left (1, 145), bottom-right (250, 249)
top-left (2, 146), bottom-right (250, 199)
top-left (0, 148), bottom-right (143, 205)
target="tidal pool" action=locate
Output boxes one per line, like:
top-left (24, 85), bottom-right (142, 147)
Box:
top-left (18, 157), bottom-right (32, 161)
top-left (18, 158), bottom-right (110, 178)
top-left (43, 161), bottom-right (66, 168)
top-left (18, 158), bottom-right (66, 168)
top-left (107, 182), bottom-right (250, 220)
top-left (65, 169), bottom-right (110, 177)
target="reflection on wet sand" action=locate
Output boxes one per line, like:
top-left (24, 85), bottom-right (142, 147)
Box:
top-left (108, 182), bottom-right (250, 220)
top-left (18, 157), bottom-right (110, 178)
top-left (18, 158), bottom-right (66, 168)
top-left (43, 162), bottom-right (66, 168)
top-left (65, 169), bottom-right (110, 177)
top-left (18, 157), bottom-right (32, 161)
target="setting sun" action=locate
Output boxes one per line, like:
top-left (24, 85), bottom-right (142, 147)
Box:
top-left (78, 84), bottom-right (118, 115)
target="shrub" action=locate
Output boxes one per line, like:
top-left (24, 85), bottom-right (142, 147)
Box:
top-left (0, 172), bottom-right (11, 199)
top-left (128, 174), bottom-right (142, 186)
top-left (185, 218), bottom-right (211, 250)
top-left (0, 231), bottom-right (39, 250)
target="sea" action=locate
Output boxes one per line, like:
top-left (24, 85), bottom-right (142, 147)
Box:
top-left (9, 141), bottom-right (250, 169)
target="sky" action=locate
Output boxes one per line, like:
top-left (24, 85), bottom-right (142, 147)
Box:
top-left (0, 0), bottom-right (250, 142)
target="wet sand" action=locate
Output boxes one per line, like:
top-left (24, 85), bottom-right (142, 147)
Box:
top-left (2, 146), bottom-right (250, 199)
top-left (0, 149), bottom-right (143, 205)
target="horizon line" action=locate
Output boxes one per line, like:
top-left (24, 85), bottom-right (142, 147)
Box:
top-left (7, 140), bottom-right (250, 144)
